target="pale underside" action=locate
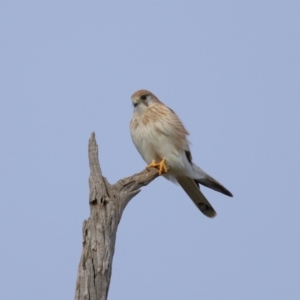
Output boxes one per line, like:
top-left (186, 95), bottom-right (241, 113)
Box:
top-left (131, 102), bottom-right (191, 176)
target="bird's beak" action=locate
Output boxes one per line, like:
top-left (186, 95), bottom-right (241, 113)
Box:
top-left (132, 97), bottom-right (139, 107)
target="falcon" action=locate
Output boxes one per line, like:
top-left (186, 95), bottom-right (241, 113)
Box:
top-left (130, 90), bottom-right (233, 218)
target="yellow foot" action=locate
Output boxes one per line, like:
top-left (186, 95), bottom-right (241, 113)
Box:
top-left (146, 158), bottom-right (168, 175)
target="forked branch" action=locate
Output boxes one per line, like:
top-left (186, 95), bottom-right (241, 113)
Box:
top-left (74, 132), bottom-right (159, 300)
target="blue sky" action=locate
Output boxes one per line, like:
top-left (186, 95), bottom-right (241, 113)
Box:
top-left (0, 2), bottom-right (299, 299)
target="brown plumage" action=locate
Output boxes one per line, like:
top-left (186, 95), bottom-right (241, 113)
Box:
top-left (130, 89), bottom-right (233, 218)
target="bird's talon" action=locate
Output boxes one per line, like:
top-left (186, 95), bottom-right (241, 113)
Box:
top-left (146, 160), bottom-right (158, 170)
top-left (146, 159), bottom-right (168, 175)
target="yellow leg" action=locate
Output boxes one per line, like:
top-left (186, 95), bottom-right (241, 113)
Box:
top-left (146, 158), bottom-right (168, 175)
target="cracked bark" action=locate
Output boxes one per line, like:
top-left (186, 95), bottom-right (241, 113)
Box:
top-left (74, 133), bottom-right (159, 300)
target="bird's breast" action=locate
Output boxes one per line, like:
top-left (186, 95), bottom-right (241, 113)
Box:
top-left (130, 115), bottom-right (183, 168)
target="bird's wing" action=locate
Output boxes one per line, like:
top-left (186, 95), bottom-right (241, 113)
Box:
top-left (192, 164), bottom-right (233, 197)
top-left (151, 103), bottom-right (190, 152)
top-left (176, 176), bottom-right (216, 218)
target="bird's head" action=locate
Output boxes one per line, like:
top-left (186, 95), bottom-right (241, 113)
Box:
top-left (131, 90), bottom-right (160, 110)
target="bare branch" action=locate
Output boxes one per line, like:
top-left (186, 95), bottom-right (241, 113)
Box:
top-left (74, 133), bottom-right (159, 300)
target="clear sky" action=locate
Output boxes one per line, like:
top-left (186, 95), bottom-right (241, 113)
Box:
top-left (0, 2), bottom-right (299, 300)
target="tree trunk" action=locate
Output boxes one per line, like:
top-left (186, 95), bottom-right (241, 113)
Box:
top-left (74, 133), bottom-right (159, 300)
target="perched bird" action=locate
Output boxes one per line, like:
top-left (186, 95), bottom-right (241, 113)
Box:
top-left (130, 90), bottom-right (232, 218)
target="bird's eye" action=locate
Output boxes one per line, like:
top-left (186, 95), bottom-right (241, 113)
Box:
top-left (141, 95), bottom-right (147, 100)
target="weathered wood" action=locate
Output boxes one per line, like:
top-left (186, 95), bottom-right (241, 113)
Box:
top-left (74, 133), bottom-right (159, 300)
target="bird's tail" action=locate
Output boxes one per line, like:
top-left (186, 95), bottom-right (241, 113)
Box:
top-left (176, 176), bottom-right (216, 218)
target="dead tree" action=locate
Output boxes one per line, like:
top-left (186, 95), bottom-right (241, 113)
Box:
top-left (74, 133), bottom-right (159, 300)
